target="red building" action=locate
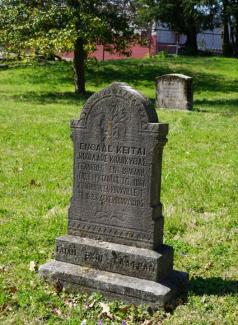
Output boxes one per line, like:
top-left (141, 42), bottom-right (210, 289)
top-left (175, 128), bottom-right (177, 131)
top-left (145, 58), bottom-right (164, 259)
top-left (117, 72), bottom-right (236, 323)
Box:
top-left (62, 36), bottom-right (157, 61)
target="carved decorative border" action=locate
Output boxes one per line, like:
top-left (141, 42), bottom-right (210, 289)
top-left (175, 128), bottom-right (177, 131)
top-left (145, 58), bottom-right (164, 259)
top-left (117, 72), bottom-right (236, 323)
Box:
top-left (68, 220), bottom-right (152, 243)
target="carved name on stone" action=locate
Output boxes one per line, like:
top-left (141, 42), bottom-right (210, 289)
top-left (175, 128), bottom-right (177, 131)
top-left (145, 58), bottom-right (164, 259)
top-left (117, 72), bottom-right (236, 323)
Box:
top-left (55, 235), bottom-right (173, 282)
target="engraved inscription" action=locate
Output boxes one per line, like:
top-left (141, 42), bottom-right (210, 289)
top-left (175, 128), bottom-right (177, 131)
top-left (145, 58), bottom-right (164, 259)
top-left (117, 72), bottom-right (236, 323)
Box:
top-left (56, 244), bottom-right (76, 256)
top-left (56, 243), bottom-right (156, 274)
top-left (162, 82), bottom-right (182, 100)
top-left (156, 74), bottom-right (192, 110)
top-left (75, 142), bottom-right (147, 208)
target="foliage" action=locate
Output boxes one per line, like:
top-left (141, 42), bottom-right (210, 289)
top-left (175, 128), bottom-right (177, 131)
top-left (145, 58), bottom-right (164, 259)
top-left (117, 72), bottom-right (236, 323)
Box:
top-left (0, 0), bottom-right (136, 93)
top-left (0, 56), bottom-right (238, 323)
top-left (0, 0), bottom-right (135, 55)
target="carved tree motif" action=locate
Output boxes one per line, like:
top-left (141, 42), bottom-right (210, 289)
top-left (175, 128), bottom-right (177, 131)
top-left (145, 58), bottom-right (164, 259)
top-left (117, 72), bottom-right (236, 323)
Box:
top-left (111, 99), bottom-right (128, 139)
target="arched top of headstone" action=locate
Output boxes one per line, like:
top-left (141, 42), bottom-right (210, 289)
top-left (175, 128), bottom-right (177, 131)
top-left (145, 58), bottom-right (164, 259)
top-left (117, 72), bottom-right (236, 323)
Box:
top-left (156, 74), bottom-right (192, 81)
top-left (71, 82), bottom-right (158, 131)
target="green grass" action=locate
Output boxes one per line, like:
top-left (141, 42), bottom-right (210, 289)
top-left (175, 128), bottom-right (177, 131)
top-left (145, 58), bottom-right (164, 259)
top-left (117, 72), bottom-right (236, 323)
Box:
top-left (0, 55), bottom-right (238, 324)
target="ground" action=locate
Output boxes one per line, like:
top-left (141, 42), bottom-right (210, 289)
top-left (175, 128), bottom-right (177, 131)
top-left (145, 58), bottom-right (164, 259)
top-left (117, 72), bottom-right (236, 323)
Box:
top-left (0, 56), bottom-right (237, 324)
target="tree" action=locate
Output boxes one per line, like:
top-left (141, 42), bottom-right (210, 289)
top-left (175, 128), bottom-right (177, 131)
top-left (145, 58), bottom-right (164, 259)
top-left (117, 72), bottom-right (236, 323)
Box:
top-left (137, 0), bottom-right (218, 54)
top-left (0, 0), bottom-right (136, 94)
top-left (221, 0), bottom-right (238, 56)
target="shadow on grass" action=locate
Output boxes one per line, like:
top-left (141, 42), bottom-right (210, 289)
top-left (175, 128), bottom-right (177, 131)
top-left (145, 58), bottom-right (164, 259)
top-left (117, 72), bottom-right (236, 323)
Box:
top-left (8, 61), bottom-right (74, 86)
top-left (189, 276), bottom-right (238, 296)
top-left (177, 68), bottom-right (238, 94)
top-left (88, 59), bottom-right (238, 94)
top-left (4, 59), bottom-right (238, 113)
top-left (87, 59), bottom-right (171, 87)
top-left (194, 98), bottom-right (238, 114)
top-left (7, 91), bottom-right (94, 105)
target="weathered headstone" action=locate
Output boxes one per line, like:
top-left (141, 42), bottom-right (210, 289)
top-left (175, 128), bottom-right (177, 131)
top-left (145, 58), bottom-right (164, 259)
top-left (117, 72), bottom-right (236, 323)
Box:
top-left (39, 82), bottom-right (188, 307)
top-left (156, 74), bottom-right (193, 110)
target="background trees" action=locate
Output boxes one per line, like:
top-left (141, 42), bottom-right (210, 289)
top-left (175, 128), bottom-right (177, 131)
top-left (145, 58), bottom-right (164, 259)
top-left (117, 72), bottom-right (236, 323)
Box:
top-left (221, 0), bottom-right (238, 56)
top-left (0, 1), bottom-right (237, 95)
top-left (137, 0), bottom-right (219, 54)
top-left (0, 0), bottom-right (136, 94)
top-left (137, 0), bottom-right (238, 57)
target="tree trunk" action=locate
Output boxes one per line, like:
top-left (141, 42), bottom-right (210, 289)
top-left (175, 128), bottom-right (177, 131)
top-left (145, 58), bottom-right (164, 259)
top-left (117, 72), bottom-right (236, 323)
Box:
top-left (185, 27), bottom-right (198, 54)
top-left (223, 17), bottom-right (232, 56)
top-left (74, 37), bottom-right (86, 95)
top-left (234, 16), bottom-right (238, 57)
top-left (222, 0), bottom-right (232, 56)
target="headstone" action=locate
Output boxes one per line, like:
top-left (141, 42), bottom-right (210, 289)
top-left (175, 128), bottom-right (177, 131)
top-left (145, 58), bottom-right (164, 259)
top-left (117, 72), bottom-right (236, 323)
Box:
top-left (39, 83), bottom-right (188, 308)
top-left (156, 74), bottom-right (193, 110)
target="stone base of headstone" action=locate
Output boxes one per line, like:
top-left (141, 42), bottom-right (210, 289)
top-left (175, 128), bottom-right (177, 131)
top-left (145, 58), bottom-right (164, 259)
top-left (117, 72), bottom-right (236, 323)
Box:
top-left (54, 235), bottom-right (174, 281)
top-left (39, 259), bottom-right (188, 308)
top-left (39, 235), bottom-right (188, 308)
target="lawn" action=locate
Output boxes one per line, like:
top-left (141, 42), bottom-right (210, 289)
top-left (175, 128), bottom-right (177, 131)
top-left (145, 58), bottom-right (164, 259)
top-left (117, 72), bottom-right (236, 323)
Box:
top-left (0, 55), bottom-right (237, 324)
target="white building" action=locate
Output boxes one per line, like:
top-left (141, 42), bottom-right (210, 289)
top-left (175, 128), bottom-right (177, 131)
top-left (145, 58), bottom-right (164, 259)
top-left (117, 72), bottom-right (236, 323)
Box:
top-left (156, 25), bottom-right (223, 54)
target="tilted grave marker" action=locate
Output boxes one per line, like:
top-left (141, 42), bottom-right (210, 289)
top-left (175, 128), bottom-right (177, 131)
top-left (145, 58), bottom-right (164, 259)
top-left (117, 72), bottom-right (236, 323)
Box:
top-left (39, 82), bottom-right (188, 307)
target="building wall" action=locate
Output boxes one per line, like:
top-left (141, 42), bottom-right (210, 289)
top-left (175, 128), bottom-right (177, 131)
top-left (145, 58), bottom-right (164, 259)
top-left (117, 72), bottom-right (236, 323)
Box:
top-left (157, 25), bottom-right (223, 53)
top-left (62, 36), bottom-right (157, 61)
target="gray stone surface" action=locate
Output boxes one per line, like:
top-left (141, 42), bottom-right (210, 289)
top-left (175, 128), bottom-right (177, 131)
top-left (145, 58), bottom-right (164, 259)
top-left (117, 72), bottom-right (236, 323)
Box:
top-left (39, 82), bottom-right (188, 308)
top-left (55, 235), bottom-right (173, 281)
top-left (39, 260), bottom-right (188, 308)
top-left (69, 82), bottom-right (168, 249)
top-left (156, 74), bottom-right (193, 110)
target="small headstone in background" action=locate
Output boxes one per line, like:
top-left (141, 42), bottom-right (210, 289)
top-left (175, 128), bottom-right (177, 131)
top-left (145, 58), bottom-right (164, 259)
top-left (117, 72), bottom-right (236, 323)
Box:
top-left (156, 74), bottom-right (193, 110)
top-left (39, 82), bottom-right (188, 308)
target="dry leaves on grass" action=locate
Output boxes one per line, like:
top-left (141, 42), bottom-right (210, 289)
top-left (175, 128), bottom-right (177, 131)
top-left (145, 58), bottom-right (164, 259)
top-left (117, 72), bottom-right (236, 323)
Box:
top-left (52, 307), bottom-right (62, 316)
top-left (141, 321), bottom-right (153, 325)
top-left (98, 302), bottom-right (113, 320)
top-left (0, 265), bottom-right (8, 272)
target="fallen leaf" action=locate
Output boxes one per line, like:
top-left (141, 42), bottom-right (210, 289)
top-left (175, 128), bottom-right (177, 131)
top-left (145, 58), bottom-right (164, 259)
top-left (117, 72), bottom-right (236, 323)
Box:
top-left (141, 320), bottom-right (153, 325)
top-left (119, 306), bottom-right (129, 313)
top-left (65, 299), bottom-right (77, 309)
top-left (205, 261), bottom-right (213, 270)
top-left (53, 280), bottom-right (63, 294)
top-left (29, 261), bottom-right (37, 272)
top-left (88, 300), bottom-right (96, 308)
top-left (8, 286), bottom-right (17, 294)
top-left (99, 302), bottom-right (113, 320)
top-left (48, 207), bottom-right (57, 215)
top-left (53, 307), bottom-right (62, 316)
top-left (0, 265), bottom-right (7, 272)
